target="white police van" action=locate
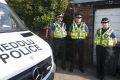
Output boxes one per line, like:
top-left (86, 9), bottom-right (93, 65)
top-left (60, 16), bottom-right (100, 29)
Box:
top-left (0, 0), bottom-right (56, 80)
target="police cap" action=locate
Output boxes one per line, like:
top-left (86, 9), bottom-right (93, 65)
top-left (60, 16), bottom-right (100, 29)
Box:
top-left (75, 13), bottom-right (82, 18)
top-left (101, 17), bottom-right (109, 23)
top-left (56, 12), bottom-right (63, 18)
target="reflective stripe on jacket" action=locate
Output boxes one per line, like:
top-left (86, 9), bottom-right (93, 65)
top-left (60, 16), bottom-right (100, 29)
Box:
top-left (53, 23), bottom-right (67, 38)
top-left (71, 22), bottom-right (88, 39)
top-left (94, 28), bottom-right (114, 47)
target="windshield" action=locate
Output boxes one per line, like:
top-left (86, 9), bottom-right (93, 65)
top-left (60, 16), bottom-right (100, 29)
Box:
top-left (0, 3), bottom-right (28, 33)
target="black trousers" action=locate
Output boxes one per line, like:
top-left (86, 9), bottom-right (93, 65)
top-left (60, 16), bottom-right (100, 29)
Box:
top-left (70, 39), bottom-right (85, 70)
top-left (96, 45), bottom-right (113, 79)
top-left (52, 38), bottom-right (66, 68)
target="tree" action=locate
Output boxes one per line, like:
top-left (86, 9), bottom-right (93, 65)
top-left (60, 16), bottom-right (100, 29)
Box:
top-left (7, 0), bottom-right (70, 32)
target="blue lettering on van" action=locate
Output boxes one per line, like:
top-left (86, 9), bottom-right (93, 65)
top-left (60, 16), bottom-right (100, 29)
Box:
top-left (0, 54), bottom-right (9, 63)
top-left (9, 42), bottom-right (19, 48)
top-left (0, 39), bottom-right (42, 64)
top-left (1, 43), bottom-right (12, 51)
top-left (10, 50), bottom-right (22, 58)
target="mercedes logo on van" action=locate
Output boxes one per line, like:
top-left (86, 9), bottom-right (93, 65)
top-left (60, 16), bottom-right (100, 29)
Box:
top-left (33, 67), bottom-right (43, 80)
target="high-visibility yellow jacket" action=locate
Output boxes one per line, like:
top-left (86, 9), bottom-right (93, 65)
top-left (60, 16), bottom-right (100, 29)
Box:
top-left (70, 22), bottom-right (88, 39)
top-left (94, 28), bottom-right (114, 47)
top-left (53, 23), bottom-right (67, 38)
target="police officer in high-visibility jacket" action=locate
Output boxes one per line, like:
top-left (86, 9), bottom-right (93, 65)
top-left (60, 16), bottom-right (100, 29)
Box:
top-left (68, 13), bottom-right (89, 72)
top-left (50, 13), bottom-right (67, 70)
top-left (94, 17), bottom-right (117, 80)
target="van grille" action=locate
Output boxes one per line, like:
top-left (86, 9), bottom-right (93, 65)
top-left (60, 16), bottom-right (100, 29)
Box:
top-left (9, 56), bottom-right (52, 80)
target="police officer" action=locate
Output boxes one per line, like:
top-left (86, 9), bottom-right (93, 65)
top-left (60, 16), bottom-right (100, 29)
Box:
top-left (68, 13), bottom-right (89, 72)
top-left (49, 13), bottom-right (67, 70)
top-left (94, 18), bottom-right (117, 80)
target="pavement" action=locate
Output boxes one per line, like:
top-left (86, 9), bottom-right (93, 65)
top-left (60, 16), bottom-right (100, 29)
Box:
top-left (54, 66), bottom-right (120, 80)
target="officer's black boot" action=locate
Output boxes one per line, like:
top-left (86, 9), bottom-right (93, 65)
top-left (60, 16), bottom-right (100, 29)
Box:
top-left (79, 66), bottom-right (85, 73)
top-left (61, 58), bottom-right (66, 70)
top-left (100, 77), bottom-right (105, 80)
top-left (79, 68), bottom-right (85, 73)
top-left (69, 64), bottom-right (74, 72)
top-left (61, 64), bottom-right (66, 70)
